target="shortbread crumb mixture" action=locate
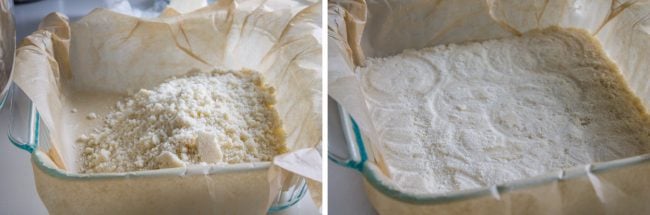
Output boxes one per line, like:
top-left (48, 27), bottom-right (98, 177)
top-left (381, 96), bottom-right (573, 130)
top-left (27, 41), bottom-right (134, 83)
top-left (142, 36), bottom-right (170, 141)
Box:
top-left (79, 70), bottom-right (286, 173)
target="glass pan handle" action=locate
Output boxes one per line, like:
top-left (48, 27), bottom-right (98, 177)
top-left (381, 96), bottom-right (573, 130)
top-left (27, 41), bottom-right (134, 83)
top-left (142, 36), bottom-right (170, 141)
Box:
top-left (8, 84), bottom-right (38, 153)
top-left (327, 100), bottom-right (363, 170)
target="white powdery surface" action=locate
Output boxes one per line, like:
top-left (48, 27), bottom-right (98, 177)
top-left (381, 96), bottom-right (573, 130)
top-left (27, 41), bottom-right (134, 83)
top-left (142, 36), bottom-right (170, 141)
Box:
top-left (79, 70), bottom-right (286, 173)
top-left (359, 27), bottom-right (650, 194)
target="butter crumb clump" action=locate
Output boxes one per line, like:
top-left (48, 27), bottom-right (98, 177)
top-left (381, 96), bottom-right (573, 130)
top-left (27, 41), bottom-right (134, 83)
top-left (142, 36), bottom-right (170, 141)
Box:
top-left (79, 70), bottom-right (286, 173)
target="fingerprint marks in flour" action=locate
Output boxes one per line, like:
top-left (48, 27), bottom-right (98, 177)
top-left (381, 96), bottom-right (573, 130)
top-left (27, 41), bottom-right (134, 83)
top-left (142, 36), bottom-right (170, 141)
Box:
top-left (363, 54), bottom-right (442, 103)
top-left (487, 72), bottom-right (584, 142)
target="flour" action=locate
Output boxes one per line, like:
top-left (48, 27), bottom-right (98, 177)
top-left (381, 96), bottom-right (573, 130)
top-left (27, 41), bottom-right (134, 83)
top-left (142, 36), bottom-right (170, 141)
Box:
top-left (359, 27), bottom-right (650, 194)
top-left (79, 70), bottom-right (286, 173)
top-left (86, 112), bottom-right (98, 120)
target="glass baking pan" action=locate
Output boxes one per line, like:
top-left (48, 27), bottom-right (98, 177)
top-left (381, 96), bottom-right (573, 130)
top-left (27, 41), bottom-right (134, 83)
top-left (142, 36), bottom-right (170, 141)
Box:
top-left (330, 101), bottom-right (650, 214)
top-left (8, 76), bottom-right (308, 214)
top-left (5, 0), bottom-right (311, 213)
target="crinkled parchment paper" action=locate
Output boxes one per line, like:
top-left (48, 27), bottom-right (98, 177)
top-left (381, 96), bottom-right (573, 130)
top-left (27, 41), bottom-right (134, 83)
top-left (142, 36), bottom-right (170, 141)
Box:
top-left (329, 0), bottom-right (650, 214)
top-left (13, 0), bottom-right (321, 213)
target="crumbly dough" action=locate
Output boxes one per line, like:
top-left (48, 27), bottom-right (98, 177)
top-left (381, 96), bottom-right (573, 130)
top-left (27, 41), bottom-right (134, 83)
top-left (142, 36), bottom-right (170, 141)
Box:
top-left (79, 70), bottom-right (286, 173)
top-left (359, 27), bottom-right (650, 194)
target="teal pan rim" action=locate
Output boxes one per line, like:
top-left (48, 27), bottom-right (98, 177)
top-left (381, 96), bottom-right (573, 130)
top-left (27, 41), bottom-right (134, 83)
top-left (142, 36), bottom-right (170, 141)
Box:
top-left (0, 89), bottom-right (7, 109)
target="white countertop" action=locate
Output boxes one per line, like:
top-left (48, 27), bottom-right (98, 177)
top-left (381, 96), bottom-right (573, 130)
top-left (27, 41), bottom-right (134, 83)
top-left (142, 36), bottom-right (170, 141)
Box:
top-left (0, 0), bottom-right (317, 214)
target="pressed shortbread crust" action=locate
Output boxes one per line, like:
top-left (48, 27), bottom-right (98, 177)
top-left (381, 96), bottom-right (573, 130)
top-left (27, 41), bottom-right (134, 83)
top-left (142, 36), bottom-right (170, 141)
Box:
top-left (359, 27), bottom-right (650, 194)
